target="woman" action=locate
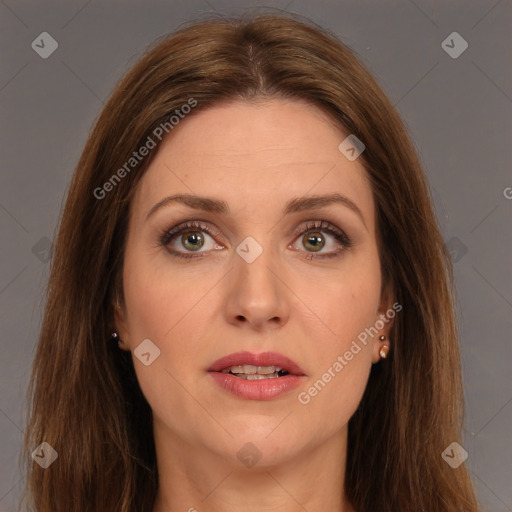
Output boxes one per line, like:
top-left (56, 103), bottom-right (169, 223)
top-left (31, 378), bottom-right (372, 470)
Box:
top-left (20, 11), bottom-right (481, 512)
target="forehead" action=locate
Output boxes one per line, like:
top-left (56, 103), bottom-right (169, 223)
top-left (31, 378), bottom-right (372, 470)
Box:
top-left (133, 98), bottom-right (374, 225)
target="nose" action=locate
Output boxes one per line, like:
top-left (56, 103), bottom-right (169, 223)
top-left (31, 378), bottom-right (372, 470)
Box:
top-left (223, 241), bottom-right (290, 331)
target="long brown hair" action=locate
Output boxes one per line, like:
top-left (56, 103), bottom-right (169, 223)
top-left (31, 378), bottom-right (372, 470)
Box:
top-left (19, 10), bottom-right (481, 512)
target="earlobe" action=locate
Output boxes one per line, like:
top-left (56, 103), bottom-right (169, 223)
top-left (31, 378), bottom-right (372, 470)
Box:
top-left (371, 281), bottom-right (395, 364)
top-left (111, 331), bottom-right (130, 351)
top-left (112, 296), bottom-right (130, 350)
top-left (378, 336), bottom-right (390, 359)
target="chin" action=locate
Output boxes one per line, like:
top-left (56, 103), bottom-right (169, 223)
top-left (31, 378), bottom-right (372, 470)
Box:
top-left (210, 422), bottom-right (305, 468)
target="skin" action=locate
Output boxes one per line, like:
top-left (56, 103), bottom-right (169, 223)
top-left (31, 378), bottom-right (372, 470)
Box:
top-left (115, 98), bottom-right (394, 512)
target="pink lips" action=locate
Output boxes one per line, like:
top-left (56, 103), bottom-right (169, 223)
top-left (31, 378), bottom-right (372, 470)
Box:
top-left (207, 351), bottom-right (306, 375)
top-left (207, 351), bottom-right (306, 401)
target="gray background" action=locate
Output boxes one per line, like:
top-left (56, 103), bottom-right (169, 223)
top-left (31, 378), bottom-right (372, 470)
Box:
top-left (1, 0), bottom-right (511, 510)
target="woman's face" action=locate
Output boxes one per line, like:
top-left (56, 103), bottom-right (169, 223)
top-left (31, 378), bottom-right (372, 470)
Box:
top-left (116, 98), bottom-right (393, 470)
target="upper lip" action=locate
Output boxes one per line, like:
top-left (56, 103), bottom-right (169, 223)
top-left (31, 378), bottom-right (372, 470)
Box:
top-left (208, 351), bottom-right (306, 376)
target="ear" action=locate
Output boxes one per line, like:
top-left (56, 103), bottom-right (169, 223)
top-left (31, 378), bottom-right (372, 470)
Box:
top-left (371, 279), bottom-right (397, 364)
top-left (113, 292), bottom-right (131, 352)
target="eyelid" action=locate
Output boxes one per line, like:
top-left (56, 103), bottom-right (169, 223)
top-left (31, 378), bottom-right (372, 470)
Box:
top-left (291, 220), bottom-right (349, 243)
top-left (160, 220), bottom-right (224, 246)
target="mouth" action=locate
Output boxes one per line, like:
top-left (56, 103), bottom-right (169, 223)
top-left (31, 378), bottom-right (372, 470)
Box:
top-left (207, 351), bottom-right (306, 401)
top-left (219, 365), bottom-right (290, 380)
top-left (207, 351), bottom-right (306, 379)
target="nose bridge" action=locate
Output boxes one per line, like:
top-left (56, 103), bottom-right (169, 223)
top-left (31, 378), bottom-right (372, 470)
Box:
top-left (235, 233), bottom-right (279, 296)
top-left (225, 231), bottom-right (288, 327)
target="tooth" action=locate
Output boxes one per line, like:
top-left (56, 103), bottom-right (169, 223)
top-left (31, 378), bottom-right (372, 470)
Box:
top-left (225, 364), bottom-right (286, 375)
top-left (246, 374), bottom-right (266, 380)
top-left (254, 366), bottom-right (272, 374)
top-left (247, 372), bottom-right (280, 380)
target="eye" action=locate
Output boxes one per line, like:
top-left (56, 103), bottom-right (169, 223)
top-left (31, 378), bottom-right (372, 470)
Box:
top-left (290, 220), bottom-right (353, 260)
top-left (159, 221), bottom-right (224, 260)
top-left (159, 220), bottom-right (353, 261)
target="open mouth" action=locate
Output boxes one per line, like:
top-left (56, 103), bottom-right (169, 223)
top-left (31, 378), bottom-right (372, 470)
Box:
top-left (220, 365), bottom-right (290, 380)
top-left (208, 352), bottom-right (305, 399)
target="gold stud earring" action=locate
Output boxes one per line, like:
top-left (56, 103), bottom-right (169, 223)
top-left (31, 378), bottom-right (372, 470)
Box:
top-left (379, 344), bottom-right (390, 359)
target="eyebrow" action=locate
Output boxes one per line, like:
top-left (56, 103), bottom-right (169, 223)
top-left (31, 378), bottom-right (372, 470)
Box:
top-left (146, 192), bottom-right (367, 228)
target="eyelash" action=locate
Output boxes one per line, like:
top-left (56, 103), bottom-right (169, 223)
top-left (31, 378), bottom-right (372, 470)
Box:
top-left (159, 220), bottom-right (353, 261)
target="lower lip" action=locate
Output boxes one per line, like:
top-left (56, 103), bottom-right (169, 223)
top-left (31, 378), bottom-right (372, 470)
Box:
top-left (209, 372), bottom-right (305, 400)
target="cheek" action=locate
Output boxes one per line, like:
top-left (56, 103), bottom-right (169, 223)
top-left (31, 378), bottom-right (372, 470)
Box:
top-left (291, 251), bottom-right (381, 424)
top-left (294, 275), bottom-right (379, 430)
top-left (120, 263), bottom-right (201, 432)
top-left (292, 248), bottom-right (382, 351)
top-left (121, 243), bottom-right (204, 340)
top-left (120, 249), bottom-right (216, 389)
